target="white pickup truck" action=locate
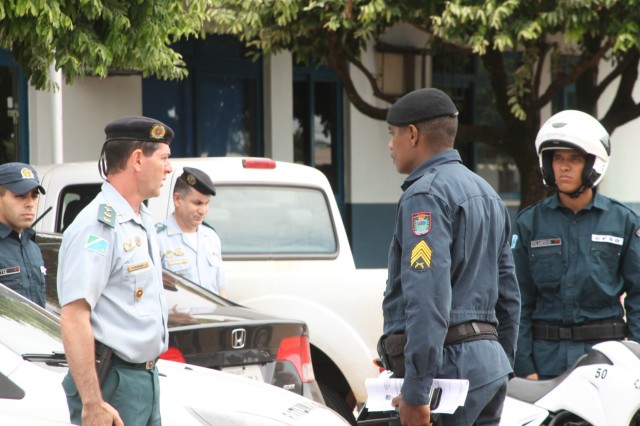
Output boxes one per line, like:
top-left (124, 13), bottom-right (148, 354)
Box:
top-left (33, 157), bottom-right (386, 423)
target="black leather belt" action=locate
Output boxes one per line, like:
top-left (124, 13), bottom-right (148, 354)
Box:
top-left (445, 321), bottom-right (498, 346)
top-left (112, 355), bottom-right (158, 371)
top-left (533, 320), bottom-right (627, 341)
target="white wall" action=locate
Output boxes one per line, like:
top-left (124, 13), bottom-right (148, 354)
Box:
top-left (346, 41), bottom-right (404, 205)
top-left (597, 61), bottom-right (640, 204)
top-left (29, 75), bottom-right (142, 165)
top-left (263, 51), bottom-right (294, 162)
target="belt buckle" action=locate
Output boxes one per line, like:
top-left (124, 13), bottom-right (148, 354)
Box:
top-left (558, 327), bottom-right (572, 340)
top-left (145, 360), bottom-right (155, 371)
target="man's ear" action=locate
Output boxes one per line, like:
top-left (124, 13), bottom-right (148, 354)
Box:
top-left (408, 124), bottom-right (420, 147)
top-left (130, 149), bottom-right (144, 172)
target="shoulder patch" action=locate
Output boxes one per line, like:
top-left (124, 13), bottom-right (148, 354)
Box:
top-left (97, 204), bottom-right (115, 228)
top-left (85, 235), bottom-right (109, 255)
top-left (412, 212), bottom-right (432, 236)
top-left (410, 240), bottom-right (432, 271)
top-left (155, 222), bottom-right (167, 233)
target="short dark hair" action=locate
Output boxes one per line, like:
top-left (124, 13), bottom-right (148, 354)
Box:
top-left (0, 185), bottom-right (6, 196)
top-left (101, 140), bottom-right (162, 176)
top-left (415, 115), bottom-right (458, 149)
top-left (173, 175), bottom-right (192, 198)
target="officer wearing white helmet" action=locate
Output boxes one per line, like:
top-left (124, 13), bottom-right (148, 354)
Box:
top-left (512, 110), bottom-right (640, 379)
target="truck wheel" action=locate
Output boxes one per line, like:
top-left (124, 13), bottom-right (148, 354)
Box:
top-left (319, 382), bottom-right (357, 425)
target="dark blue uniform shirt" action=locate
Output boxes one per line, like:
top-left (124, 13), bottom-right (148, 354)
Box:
top-left (513, 192), bottom-right (640, 377)
top-left (383, 150), bottom-right (521, 405)
top-left (0, 223), bottom-right (46, 307)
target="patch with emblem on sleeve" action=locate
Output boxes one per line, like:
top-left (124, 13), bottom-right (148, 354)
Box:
top-left (85, 235), bottom-right (109, 255)
top-left (410, 240), bottom-right (432, 271)
top-left (531, 238), bottom-right (561, 248)
top-left (412, 212), bottom-right (432, 236)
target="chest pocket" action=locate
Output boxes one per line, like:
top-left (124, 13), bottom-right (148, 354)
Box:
top-left (122, 260), bottom-right (161, 317)
top-left (529, 242), bottom-right (565, 289)
top-left (589, 240), bottom-right (621, 285)
top-left (165, 258), bottom-right (190, 274)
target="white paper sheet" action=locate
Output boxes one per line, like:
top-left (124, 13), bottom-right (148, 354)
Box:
top-left (365, 371), bottom-right (469, 414)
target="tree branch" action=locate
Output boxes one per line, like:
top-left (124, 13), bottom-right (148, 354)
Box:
top-left (535, 39), bottom-right (612, 109)
top-left (326, 33), bottom-right (388, 120)
top-left (349, 55), bottom-right (397, 104)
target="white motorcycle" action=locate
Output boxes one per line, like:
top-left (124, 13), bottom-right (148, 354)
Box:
top-left (500, 340), bottom-right (640, 425)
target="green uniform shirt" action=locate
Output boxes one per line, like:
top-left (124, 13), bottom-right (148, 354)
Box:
top-left (513, 192), bottom-right (640, 377)
top-left (0, 224), bottom-right (46, 307)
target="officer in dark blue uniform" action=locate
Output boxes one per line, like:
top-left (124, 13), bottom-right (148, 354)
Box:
top-left (58, 116), bottom-right (172, 426)
top-left (513, 110), bottom-right (640, 380)
top-left (382, 88), bottom-right (520, 426)
top-left (0, 162), bottom-right (46, 306)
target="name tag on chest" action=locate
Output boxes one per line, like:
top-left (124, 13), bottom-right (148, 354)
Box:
top-left (0, 266), bottom-right (20, 276)
top-left (592, 234), bottom-right (624, 246)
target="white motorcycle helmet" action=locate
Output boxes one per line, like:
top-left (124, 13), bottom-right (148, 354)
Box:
top-left (535, 110), bottom-right (611, 196)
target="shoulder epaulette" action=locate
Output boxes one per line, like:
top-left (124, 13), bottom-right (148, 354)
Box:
top-left (155, 222), bottom-right (167, 233)
top-left (97, 204), bottom-right (115, 228)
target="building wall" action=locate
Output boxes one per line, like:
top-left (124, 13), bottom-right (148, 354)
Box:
top-left (597, 60), bottom-right (640, 211)
top-left (28, 75), bottom-right (142, 165)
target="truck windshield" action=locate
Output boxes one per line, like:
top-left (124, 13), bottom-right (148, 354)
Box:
top-left (208, 185), bottom-right (337, 256)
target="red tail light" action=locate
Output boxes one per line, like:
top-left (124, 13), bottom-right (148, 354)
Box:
top-left (159, 346), bottom-right (186, 363)
top-left (242, 158), bottom-right (276, 169)
top-left (276, 336), bottom-right (315, 383)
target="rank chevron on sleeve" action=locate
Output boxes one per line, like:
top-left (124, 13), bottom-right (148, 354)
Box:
top-left (410, 240), bottom-right (432, 270)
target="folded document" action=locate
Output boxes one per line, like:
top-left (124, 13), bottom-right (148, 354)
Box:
top-left (365, 371), bottom-right (469, 414)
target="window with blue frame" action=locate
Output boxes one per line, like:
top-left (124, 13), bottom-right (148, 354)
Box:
top-left (142, 36), bottom-right (263, 158)
top-left (0, 49), bottom-right (29, 163)
top-left (433, 52), bottom-right (521, 199)
top-left (293, 63), bottom-right (344, 209)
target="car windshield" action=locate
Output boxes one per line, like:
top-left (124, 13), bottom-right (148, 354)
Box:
top-left (208, 185), bottom-right (337, 256)
top-left (0, 285), bottom-right (64, 355)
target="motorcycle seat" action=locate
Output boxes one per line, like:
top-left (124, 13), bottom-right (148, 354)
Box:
top-left (507, 350), bottom-right (612, 403)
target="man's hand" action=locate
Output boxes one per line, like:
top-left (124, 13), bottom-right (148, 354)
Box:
top-left (81, 400), bottom-right (123, 426)
top-left (526, 373), bottom-right (539, 380)
top-left (391, 394), bottom-right (431, 426)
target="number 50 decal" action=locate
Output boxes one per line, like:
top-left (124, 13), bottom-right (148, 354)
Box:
top-left (595, 368), bottom-right (608, 379)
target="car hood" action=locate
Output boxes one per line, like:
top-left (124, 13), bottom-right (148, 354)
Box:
top-left (156, 359), bottom-right (349, 425)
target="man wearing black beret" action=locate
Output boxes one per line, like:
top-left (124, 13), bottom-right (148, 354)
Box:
top-left (381, 88), bottom-right (520, 425)
top-left (156, 166), bottom-right (228, 297)
top-left (58, 116), bottom-right (173, 426)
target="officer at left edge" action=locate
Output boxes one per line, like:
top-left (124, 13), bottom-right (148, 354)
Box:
top-left (0, 162), bottom-right (47, 307)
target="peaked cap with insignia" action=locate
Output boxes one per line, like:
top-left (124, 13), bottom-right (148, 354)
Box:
top-left (180, 167), bottom-right (216, 196)
top-left (104, 116), bottom-right (174, 145)
top-left (386, 88), bottom-right (459, 126)
top-left (0, 162), bottom-right (45, 195)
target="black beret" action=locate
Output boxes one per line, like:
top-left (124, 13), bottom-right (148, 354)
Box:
top-left (386, 88), bottom-right (459, 126)
top-left (181, 167), bottom-right (216, 196)
top-left (104, 116), bottom-right (174, 144)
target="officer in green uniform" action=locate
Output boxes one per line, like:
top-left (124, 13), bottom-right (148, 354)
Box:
top-left (0, 162), bottom-right (46, 306)
top-left (383, 88), bottom-right (520, 426)
top-left (57, 116), bottom-right (173, 426)
top-left (513, 110), bottom-right (640, 379)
